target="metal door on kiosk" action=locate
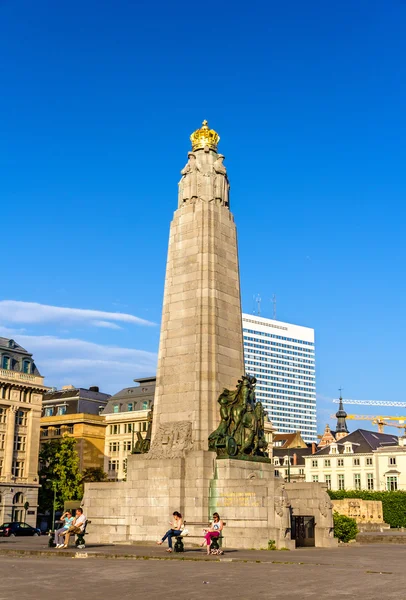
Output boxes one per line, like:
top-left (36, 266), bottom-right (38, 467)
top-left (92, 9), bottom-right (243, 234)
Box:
top-left (291, 516), bottom-right (315, 547)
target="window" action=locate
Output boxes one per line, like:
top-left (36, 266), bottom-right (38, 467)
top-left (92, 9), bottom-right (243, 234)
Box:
top-left (312, 460), bottom-right (318, 468)
top-left (124, 440), bottom-right (132, 452)
top-left (389, 457), bottom-right (397, 466)
top-left (14, 435), bottom-right (26, 452)
top-left (142, 421), bottom-right (147, 432)
top-left (44, 408), bottom-right (53, 417)
top-left (22, 360), bottom-right (30, 374)
top-left (54, 427), bottom-right (61, 436)
top-left (353, 458), bottom-right (360, 466)
top-left (0, 459), bottom-right (3, 476)
top-left (110, 425), bottom-right (120, 435)
top-left (325, 474), bottom-right (332, 489)
top-left (41, 429), bottom-right (48, 437)
top-left (57, 406), bottom-right (66, 416)
top-left (338, 474), bottom-right (345, 490)
top-left (66, 426), bottom-right (74, 434)
top-left (337, 458), bottom-right (344, 467)
top-left (124, 423), bottom-right (133, 434)
top-left (344, 444), bottom-right (353, 453)
top-left (274, 469), bottom-right (280, 477)
top-left (15, 411), bottom-right (27, 426)
top-left (367, 474), bottom-right (374, 490)
top-left (142, 401), bottom-right (148, 410)
top-left (1, 356), bottom-right (10, 370)
top-left (284, 456), bottom-right (291, 466)
top-left (366, 457), bottom-right (373, 466)
top-left (113, 405), bottom-right (120, 414)
top-left (354, 474), bottom-right (361, 490)
top-left (109, 442), bottom-right (119, 454)
top-left (108, 459), bottom-right (119, 471)
top-left (127, 403), bottom-right (133, 412)
top-left (324, 459), bottom-right (331, 467)
top-left (0, 388), bottom-right (5, 399)
top-left (123, 458), bottom-right (127, 473)
top-left (274, 458), bottom-right (280, 466)
top-left (0, 433), bottom-right (5, 450)
top-left (0, 407), bottom-right (7, 423)
top-left (330, 445), bottom-right (338, 454)
top-left (299, 468), bottom-right (304, 475)
top-left (312, 475), bottom-right (319, 482)
top-left (387, 476), bottom-right (398, 491)
top-left (12, 461), bottom-right (24, 478)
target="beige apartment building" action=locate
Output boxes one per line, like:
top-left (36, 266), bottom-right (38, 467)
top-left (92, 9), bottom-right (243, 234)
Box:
top-left (40, 385), bottom-right (110, 471)
top-left (0, 338), bottom-right (49, 526)
top-left (103, 378), bottom-right (155, 481)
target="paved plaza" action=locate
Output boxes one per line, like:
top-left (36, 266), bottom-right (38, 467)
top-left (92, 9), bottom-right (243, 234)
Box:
top-left (0, 538), bottom-right (405, 599)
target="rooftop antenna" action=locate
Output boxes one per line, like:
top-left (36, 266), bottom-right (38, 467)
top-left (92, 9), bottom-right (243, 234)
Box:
top-left (272, 294), bottom-right (277, 320)
top-left (255, 294), bottom-right (261, 316)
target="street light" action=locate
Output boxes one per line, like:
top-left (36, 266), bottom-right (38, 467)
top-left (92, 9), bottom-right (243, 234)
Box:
top-left (51, 481), bottom-right (57, 531)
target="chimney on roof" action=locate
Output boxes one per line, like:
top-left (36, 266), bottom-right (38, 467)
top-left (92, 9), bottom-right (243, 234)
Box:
top-left (311, 442), bottom-right (317, 454)
top-left (293, 453), bottom-right (297, 466)
top-left (89, 386), bottom-right (99, 393)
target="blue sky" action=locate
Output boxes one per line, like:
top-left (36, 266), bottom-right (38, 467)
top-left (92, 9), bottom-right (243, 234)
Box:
top-left (1, 1), bottom-right (405, 433)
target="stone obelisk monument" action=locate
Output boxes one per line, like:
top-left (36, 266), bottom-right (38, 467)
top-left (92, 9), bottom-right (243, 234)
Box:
top-left (84, 122), bottom-right (336, 550)
top-left (150, 120), bottom-right (244, 452)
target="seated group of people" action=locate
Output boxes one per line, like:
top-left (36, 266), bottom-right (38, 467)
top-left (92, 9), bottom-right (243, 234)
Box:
top-left (53, 508), bottom-right (86, 548)
top-left (157, 511), bottom-right (223, 555)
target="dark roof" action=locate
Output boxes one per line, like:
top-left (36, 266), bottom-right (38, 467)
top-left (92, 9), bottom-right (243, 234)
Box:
top-left (0, 337), bottom-right (42, 376)
top-left (103, 377), bottom-right (156, 414)
top-left (43, 387), bottom-right (111, 403)
top-left (273, 447), bottom-right (313, 466)
top-left (314, 429), bottom-right (398, 455)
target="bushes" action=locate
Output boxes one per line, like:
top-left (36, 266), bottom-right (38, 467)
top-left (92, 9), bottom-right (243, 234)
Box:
top-left (328, 490), bottom-right (406, 528)
top-left (333, 512), bottom-right (358, 543)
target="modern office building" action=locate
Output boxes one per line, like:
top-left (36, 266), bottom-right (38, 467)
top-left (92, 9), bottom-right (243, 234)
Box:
top-left (242, 314), bottom-right (317, 442)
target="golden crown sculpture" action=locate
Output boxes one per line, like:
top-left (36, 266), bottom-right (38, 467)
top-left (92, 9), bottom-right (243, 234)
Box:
top-left (190, 120), bottom-right (220, 151)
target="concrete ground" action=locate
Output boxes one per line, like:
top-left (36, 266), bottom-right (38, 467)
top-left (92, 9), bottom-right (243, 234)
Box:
top-left (0, 537), bottom-right (405, 599)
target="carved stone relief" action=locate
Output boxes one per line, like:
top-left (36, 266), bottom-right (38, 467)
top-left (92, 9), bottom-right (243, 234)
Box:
top-left (146, 421), bottom-right (193, 460)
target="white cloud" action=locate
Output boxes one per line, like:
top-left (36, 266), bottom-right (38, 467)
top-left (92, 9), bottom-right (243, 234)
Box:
top-left (0, 300), bottom-right (155, 329)
top-left (91, 320), bottom-right (122, 330)
top-left (0, 331), bottom-right (158, 394)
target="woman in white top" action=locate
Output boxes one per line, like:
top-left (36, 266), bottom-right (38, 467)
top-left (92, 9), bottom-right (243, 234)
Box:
top-left (202, 512), bottom-right (223, 555)
top-left (157, 511), bottom-right (183, 553)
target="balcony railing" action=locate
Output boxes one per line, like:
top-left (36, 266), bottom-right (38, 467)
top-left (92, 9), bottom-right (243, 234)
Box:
top-left (0, 368), bottom-right (44, 386)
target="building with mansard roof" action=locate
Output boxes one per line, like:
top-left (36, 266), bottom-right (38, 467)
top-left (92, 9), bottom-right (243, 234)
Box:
top-left (0, 338), bottom-right (49, 526)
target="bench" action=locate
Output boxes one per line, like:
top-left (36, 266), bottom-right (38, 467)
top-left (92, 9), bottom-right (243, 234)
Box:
top-left (75, 519), bottom-right (90, 549)
top-left (174, 528), bottom-right (224, 553)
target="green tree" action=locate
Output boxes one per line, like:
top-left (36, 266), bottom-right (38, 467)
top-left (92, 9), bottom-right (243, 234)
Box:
top-left (39, 435), bottom-right (83, 514)
top-left (333, 512), bottom-right (358, 543)
top-left (80, 467), bottom-right (108, 484)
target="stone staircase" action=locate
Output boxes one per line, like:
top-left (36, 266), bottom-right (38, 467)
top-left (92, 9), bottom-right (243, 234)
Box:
top-left (357, 530), bottom-right (406, 544)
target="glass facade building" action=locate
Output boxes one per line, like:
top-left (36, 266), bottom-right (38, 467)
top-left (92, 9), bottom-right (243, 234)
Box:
top-left (242, 314), bottom-right (317, 442)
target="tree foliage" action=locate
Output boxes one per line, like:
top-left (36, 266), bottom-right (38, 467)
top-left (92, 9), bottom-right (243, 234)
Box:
top-left (333, 512), bottom-right (358, 543)
top-left (328, 490), bottom-right (406, 528)
top-left (39, 435), bottom-right (83, 514)
top-left (80, 467), bottom-right (108, 484)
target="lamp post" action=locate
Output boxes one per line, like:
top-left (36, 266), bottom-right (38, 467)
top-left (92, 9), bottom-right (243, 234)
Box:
top-left (51, 481), bottom-right (57, 531)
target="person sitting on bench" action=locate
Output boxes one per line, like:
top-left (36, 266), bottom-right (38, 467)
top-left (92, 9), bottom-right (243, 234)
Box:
top-left (202, 512), bottom-right (223, 555)
top-left (60, 507), bottom-right (86, 549)
top-left (54, 510), bottom-right (74, 548)
top-left (157, 511), bottom-right (183, 553)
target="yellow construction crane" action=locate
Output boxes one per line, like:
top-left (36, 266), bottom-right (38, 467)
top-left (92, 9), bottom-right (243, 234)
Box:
top-left (329, 414), bottom-right (406, 434)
